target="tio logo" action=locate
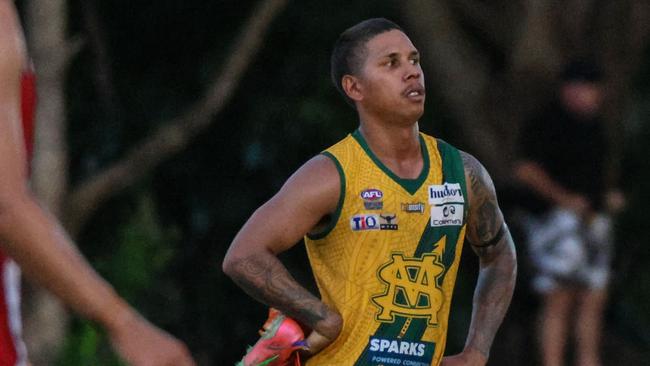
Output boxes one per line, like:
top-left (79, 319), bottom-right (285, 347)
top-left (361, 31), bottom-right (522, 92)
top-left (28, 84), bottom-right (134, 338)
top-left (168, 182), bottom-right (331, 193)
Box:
top-left (350, 214), bottom-right (380, 231)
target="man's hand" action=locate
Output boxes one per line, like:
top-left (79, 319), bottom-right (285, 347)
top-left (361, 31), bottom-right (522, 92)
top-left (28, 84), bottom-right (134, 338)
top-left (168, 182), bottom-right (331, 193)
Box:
top-left (301, 326), bottom-right (341, 358)
top-left (605, 189), bottom-right (626, 213)
top-left (441, 348), bottom-right (487, 366)
top-left (561, 193), bottom-right (591, 217)
top-left (108, 311), bottom-right (195, 366)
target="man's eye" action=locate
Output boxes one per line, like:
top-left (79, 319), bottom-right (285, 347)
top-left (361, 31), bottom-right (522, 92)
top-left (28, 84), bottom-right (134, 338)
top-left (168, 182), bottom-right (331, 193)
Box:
top-left (410, 58), bottom-right (420, 65)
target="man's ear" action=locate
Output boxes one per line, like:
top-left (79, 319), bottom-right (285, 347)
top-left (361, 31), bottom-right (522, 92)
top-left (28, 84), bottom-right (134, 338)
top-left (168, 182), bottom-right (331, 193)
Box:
top-left (342, 75), bottom-right (363, 103)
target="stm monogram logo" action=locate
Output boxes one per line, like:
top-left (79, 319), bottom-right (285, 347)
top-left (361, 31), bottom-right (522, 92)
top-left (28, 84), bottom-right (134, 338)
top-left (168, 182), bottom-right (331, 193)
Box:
top-left (372, 252), bottom-right (445, 326)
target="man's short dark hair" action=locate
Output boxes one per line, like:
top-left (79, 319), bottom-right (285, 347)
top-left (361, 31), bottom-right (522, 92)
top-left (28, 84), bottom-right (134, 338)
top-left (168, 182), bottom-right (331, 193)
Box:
top-left (330, 18), bottom-right (404, 106)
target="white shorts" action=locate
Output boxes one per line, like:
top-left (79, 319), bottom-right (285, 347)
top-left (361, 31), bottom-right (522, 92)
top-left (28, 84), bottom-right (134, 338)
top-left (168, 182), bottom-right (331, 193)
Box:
top-left (523, 208), bottom-right (613, 293)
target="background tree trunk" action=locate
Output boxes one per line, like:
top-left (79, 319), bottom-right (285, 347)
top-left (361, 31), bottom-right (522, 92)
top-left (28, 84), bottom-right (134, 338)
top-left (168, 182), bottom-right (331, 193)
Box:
top-left (24, 0), bottom-right (74, 363)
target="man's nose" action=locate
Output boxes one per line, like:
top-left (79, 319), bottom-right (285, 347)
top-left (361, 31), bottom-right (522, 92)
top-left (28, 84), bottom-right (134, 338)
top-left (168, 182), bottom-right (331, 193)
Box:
top-left (403, 64), bottom-right (421, 81)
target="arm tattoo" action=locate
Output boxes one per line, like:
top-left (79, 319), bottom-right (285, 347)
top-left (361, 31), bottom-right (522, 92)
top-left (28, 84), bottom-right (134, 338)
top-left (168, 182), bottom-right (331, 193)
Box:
top-left (227, 253), bottom-right (337, 336)
top-left (461, 152), bottom-right (505, 258)
top-left (460, 151), bottom-right (517, 359)
top-left (468, 223), bottom-right (505, 248)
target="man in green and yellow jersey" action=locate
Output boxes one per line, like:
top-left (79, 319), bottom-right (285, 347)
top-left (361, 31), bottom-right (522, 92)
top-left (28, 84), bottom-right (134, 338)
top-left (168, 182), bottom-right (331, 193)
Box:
top-left (224, 18), bottom-right (517, 366)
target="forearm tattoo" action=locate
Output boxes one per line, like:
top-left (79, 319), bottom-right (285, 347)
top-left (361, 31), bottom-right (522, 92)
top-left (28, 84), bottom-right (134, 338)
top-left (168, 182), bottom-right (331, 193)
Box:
top-left (461, 151), bottom-right (517, 359)
top-left (227, 253), bottom-right (336, 336)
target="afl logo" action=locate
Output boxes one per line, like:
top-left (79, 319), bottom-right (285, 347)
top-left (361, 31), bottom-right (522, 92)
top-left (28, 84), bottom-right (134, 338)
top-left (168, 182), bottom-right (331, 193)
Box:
top-left (361, 189), bottom-right (383, 201)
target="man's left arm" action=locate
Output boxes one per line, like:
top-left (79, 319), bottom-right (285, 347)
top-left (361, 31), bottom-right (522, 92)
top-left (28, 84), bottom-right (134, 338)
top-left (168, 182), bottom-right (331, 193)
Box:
top-left (443, 152), bottom-right (517, 365)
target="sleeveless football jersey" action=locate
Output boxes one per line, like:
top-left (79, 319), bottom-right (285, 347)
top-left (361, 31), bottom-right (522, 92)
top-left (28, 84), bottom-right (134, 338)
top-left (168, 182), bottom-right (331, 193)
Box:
top-left (304, 130), bottom-right (467, 366)
top-left (0, 68), bottom-right (36, 366)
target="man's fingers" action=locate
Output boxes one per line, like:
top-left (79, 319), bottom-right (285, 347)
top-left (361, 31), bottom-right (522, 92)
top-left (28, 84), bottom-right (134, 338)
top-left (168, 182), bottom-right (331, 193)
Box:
top-left (292, 339), bottom-right (309, 350)
top-left (303, 330), bottom-right (335, 355)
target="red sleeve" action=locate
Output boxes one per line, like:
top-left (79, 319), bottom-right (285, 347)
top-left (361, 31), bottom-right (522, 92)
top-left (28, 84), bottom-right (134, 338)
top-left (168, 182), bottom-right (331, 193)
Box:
top-left (20, 67), bottom-right (36, 166)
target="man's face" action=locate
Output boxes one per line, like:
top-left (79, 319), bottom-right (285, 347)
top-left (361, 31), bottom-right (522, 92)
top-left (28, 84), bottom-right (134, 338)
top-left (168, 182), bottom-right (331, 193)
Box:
top-left (353, 30), bottom-right (425, 123)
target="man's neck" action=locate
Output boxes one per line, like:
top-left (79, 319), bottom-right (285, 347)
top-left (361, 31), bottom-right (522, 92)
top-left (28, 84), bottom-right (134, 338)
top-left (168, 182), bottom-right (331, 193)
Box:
top-left (358, 119), bottom-right (423, 179)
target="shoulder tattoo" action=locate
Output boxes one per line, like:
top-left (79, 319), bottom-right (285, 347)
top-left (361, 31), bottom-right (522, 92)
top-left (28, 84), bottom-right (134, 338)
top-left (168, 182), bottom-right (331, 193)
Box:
top-left (461, 151), bottom-right (505, 251)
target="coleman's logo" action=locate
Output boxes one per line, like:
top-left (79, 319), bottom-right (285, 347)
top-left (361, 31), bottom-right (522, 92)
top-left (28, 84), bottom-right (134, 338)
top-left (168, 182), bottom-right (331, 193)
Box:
top-left (372, 252), bottom-right (445, 326)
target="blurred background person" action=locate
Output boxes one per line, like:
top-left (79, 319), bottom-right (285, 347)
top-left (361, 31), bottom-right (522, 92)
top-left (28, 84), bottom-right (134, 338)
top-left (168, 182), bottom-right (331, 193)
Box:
top-left (514, 59), bottom-right (625, 366)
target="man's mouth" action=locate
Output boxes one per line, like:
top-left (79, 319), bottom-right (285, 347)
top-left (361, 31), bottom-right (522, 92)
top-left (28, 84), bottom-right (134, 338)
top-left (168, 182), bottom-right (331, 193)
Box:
top-left (404, 85), bottom-right (425, 99)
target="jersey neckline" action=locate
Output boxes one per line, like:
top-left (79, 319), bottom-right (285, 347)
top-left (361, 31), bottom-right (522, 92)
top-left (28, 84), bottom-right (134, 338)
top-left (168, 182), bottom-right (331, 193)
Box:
top-left (351, 129), bottom-right (430, 195)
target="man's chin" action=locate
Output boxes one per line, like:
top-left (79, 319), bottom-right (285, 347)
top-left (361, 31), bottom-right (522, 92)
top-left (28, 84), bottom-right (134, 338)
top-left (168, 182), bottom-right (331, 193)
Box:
top-left (405, 106), bottom-right (425, 123)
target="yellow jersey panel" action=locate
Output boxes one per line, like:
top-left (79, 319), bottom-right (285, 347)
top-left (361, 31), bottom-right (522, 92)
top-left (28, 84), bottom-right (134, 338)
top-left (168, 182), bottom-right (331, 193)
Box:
top-left (305, 131), bottom-right (468, 366)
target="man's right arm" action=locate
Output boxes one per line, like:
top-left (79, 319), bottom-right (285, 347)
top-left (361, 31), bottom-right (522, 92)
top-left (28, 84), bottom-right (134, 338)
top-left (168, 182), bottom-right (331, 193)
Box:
top-left (222, 154), bottom-right (343, 354)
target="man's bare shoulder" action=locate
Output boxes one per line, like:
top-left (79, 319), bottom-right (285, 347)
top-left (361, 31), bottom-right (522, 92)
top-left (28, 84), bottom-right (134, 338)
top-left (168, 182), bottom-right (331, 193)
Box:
top-left (0, 1), bottom-right (25, 113)
top-left (278, 154), bottom-right (341, 214)
top-left (459, 150), bottom-right (496, 198)
top-left (227, 154), bottom-right (341, 253)
top-left (0, 1), bottom-right (27, 190)
top-left (292, 154), bottom-right (340, 182)
top-left (0, 1), bottom-right (25, 69)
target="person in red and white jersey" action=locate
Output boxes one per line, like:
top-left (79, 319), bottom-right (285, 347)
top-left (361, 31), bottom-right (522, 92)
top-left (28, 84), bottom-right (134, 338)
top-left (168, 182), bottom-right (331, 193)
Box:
top-left (0, 63), bottom-right (35, 366)
top-left (0, 2), bottom-right (196, 365)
